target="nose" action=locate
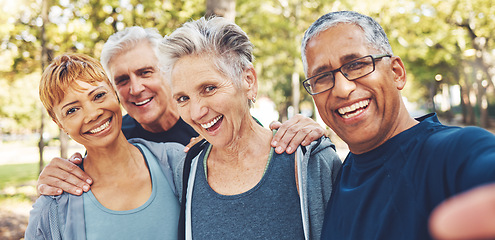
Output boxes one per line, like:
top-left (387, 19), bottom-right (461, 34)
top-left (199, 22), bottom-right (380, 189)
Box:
top-left (83, 104), bottom-right (103, 124)
top-left (332, 71), bottom-right (356, 99)
top-left (189, 99), bottom-right (208, 123)
top-left (129, 75), bottom-right (145, 96)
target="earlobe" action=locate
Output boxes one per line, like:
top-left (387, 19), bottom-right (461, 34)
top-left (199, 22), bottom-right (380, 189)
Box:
top-left (391, 57), bottom-right (407, 90)
top-left (243, 67), bottom-right (258, 99)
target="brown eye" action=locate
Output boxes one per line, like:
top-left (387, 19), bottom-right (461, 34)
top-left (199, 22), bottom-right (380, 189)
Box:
top-left (94, 92), bottom-right (106, 100)
top-left (177, 96), bottom-right (189, 103)
top-left (345, 59), bottom-right (370, 71)
top-left (66, 107), bottom-right (77, 116)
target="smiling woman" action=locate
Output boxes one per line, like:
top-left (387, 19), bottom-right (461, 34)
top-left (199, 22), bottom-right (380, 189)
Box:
top-left (25, 53), bottom-right (183, 239)
top-left (158, 17), bottom-right (342, 240)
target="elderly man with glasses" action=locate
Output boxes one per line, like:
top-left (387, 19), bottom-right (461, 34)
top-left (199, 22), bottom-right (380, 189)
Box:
top-left (301, 11), bottom-right (495, 240)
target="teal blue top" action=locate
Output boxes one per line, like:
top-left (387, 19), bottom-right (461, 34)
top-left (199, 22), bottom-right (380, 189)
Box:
top-left (83, 143), bottom-right (180, 240)
top-left (24, 139), bottom-right (185, 240)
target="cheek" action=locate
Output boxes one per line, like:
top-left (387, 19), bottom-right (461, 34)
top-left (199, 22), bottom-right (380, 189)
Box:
top-left (177, 106), bottom-right (191, 121)
top-left (115, 86), bottom-right (127, 98)
top-left (313, 96), bottom-right (328, 113)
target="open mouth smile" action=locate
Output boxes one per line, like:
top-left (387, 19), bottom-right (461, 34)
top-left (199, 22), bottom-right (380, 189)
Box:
top-left (201, 115), bottom-right (223, 130)
top-left (134, 97), bottom-right (152, 106)
top-left (337, 99), bottom-right (370, 119)
top-left (87, 118), bottom-right (111, 134)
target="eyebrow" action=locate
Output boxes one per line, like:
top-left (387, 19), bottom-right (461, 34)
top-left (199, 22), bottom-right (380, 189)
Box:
top-left (61, 100), bottom-right (79, 110)
top-left (310, 53), bottom-right (363, 77)
top-left (113, 65), bottom-right (155, 83)
top-left (61, 86), bottom-right (104, 110)
top-left (114, 74), bottom-right (129, 84)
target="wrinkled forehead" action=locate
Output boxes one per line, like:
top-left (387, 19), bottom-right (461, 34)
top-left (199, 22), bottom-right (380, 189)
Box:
top-left (109, 41), bottom-right (158, 67)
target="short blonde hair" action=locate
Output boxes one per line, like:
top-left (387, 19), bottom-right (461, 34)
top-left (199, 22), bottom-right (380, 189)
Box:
top-left (39, 53), bottom-right (111, 121)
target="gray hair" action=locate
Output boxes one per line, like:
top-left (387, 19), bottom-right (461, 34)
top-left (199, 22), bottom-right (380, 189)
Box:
top-left (100, 26), bottom-right (163, 80)
top-left (301, 11), bottom-right (393, 76)
top-left (158, 16), bottom-right (254, 89)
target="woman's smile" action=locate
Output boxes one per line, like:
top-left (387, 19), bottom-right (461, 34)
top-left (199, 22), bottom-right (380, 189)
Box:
top-left (201, 115), bottom-right (223, 132)
top-left (86, 117), bottom-right (112, 135)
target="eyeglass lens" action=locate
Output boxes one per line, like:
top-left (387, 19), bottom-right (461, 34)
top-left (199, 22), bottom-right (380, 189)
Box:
top-left (304, 55), bottom-right (377, 95)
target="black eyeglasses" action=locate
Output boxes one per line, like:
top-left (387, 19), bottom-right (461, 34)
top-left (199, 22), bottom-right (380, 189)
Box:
top-left (303, 54), bottom-right (391, 95)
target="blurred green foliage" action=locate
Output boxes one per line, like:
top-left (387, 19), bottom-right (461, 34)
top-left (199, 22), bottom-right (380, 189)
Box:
top-left (0, 162), bottom-right (41, 190)
top-left (0, 0), bottom-right (494, 133)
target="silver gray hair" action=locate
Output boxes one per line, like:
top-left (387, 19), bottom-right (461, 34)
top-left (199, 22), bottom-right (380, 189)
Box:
top-left (301, 11), bottom-right (393, 76)
top-left (100, 26), bottom-right (163, 80)
top-left (158, 16), bottom-right (254, 89)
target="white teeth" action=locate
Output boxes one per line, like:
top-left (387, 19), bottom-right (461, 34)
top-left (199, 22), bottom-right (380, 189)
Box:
top-left (89, 119), bottom-right (110, 134)
top-left (135, 98), bottom-right (151, 106)
top-left (337, 99), bottom-right (370, 117)
top-left (341, 108), bottom-right (364, 119)
top-left (201, 115), bottom-right (222, 129)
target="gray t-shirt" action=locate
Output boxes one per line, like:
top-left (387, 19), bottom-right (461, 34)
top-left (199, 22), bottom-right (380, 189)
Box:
top-left (191, 149), bottom-right (304, 239)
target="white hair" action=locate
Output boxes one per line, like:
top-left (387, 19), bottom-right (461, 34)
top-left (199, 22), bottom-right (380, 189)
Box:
top-left (100, 26), bottom-right (163, 80)
top-left (301, 11), bottom-right (393, 76)
top-left (158, 16), bottom-right (254, 89)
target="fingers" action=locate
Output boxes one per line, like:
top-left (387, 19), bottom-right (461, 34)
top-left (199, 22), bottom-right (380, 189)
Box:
top-left (37, 184), bottom-right (63, 196)
top-left (271, 119), bottom-right (296, 154)
top-left (269, 121), bottom-right (282, 131)
top-left (184, 135), bottom-right (205, 152)
top-left (271, 114), bottom-right (326, 154)
top-left (429, 184), bottom-right (495, 240)
top-left (68, 152), bottom-right (83, 164)
top-left (37, 156), bottom-right (92, 196)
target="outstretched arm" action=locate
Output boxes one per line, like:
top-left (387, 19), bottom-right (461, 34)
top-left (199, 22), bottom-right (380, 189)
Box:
top-left (37, 153), bottom-right (92, 196)
top-left (429, 183), bottom-right (495, 240)
top-left (269, 114), bottom-right (326, 154)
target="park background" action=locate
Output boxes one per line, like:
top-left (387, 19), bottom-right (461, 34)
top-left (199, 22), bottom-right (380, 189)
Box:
top-left (0, 0), bottom-right (494, 239)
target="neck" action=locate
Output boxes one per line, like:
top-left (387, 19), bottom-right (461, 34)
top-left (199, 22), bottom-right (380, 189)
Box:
top-left (211, 117), bottom-right (272, 164)
top-left (83, 133), bottom-right (142, 180)
top-left (349, 103), bottom-right (419, 155)
top-left (141, 103), bottom-right (180, 133)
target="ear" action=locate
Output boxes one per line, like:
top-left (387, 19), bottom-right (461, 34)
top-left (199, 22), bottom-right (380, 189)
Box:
top-left (390, 56), bottom-right (407, 90)
top-left (242, 66), bottom-right (258, 100)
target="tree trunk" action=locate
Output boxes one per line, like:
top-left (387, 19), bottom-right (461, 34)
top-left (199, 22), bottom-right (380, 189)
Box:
top-left (291, 69), bottom-right (300, 115)
top-left (206, 0), bottom-right (236, 22)
top-left (290, 0), bottom-right (301, 116)
top-left (461, 61), bottom-right (476, 125)
top-left (456, 19), bottom-right (494, 128)
top-left (39, 0), bottom-right (49, 174)
top-left (476, 73), bottom-right (490, 128)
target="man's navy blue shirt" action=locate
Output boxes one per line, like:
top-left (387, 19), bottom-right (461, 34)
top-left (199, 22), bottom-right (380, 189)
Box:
top-left (321, 113), bottom-right (495, 240)
top-left (121, 114), bottom-right (198, 145)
